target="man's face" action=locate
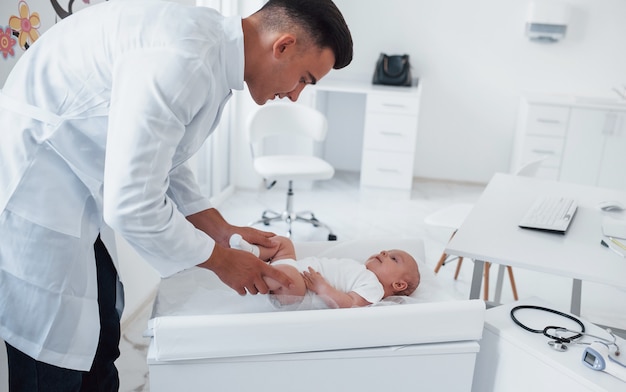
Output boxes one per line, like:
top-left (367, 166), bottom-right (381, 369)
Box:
top-left (247, 43), bottom-right (335, 105)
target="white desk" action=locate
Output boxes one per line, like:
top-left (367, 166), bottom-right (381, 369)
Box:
top-left (445, 173), bottom-right (626, 315)
top-left (473, 297), bottom-right (626, 392)
top-left (308, 79), bottom-right (422, 190)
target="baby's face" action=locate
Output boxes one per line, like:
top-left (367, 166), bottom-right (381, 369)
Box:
top-left (365, 249), bottom-right (417, 286)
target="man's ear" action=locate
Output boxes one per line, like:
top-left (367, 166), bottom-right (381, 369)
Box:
top-left (392, 281), bottom-right (408, 292)
top-left (272, 34), bottom-right (296, 58)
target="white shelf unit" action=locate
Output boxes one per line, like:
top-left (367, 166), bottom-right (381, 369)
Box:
top-left (512, 95), bottom-right (626, 191)
top-left (310, 80), bottom-right (422, 190)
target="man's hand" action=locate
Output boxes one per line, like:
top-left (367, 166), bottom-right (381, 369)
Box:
top-left (232, 226), bottom-right (275, 250)
top-left (198, 245), bottom-right (293, 295)
top-left (186, 208), bottom-right (275, 248)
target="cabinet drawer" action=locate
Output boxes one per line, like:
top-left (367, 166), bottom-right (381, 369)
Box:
top-left (363, 113), bottom-right (418, 152)
top-left (526, 105), bottom-right (570, 137)
top-left (521, 135), bottom-right (564, 168)
top-left (360, 150), bottom-right (414, 189)
top-left (366, 93), bottom-right (420, 115)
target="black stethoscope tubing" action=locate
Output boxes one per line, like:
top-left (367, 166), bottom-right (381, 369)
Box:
top-left (510, 305), bottom-right (585, 343)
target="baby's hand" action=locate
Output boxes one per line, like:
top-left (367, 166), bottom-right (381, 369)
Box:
top-left (302, 267), bottom-right (331, 294)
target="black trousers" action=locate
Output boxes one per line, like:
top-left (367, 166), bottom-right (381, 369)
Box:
top-left (6, 236), bottom-right (121, 392)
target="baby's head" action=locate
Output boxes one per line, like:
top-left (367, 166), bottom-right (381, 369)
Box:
top-left (365, 249), bottom-right (420, 298)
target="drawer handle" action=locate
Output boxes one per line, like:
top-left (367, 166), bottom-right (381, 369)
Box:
top-left (376, 168), bottom-right (401, 173)
top-left (530, 149), bottom-right (556, 155)
top-left (380, 131), bottom-right (404, 136)
top-left (382, 103), bottom-right (407, 109)
top-left (536, 118), bottom-right (561, 124)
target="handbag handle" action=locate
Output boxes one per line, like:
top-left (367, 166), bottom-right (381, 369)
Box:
top-left (381, 55), bottom-right (409, 77)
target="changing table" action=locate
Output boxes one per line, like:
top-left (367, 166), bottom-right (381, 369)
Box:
top-left (146, 238), bottom-right (486, 392)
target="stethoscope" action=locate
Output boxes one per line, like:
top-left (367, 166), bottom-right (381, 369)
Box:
top-left (510, 305), bottom-right (621, 354)
top-left (510, 305), bottom-right (626, 382)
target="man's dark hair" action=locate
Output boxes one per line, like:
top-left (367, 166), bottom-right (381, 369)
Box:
top-left (258, 0), bottom-right (353, 70)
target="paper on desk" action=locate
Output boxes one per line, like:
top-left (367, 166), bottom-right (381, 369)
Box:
top-left (602, 217), bottom-right (626, 239)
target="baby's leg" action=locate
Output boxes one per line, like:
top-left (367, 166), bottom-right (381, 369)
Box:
top-left (229, 234), bottom-right (296, 262)
top-left (264, 264), bottom-right (306, 305)
top-left (267, 236), bottom-right (297, 261)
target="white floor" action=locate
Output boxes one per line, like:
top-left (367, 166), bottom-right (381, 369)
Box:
top-left (115, 171), bottom-right (626, 392)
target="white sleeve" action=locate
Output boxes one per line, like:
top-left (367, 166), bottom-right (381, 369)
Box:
top-left (350, 270), bottom-right (385, 304)
top-left (103, 49), bottom-right (214, 277)
top-left (167, 163), bottom-right (213, 217)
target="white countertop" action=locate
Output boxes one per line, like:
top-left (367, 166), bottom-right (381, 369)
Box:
top-left (523, 92), bottom-right (626, 111)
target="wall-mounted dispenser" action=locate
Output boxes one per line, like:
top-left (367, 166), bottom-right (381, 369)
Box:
top-left (526, 2), bottom-right (569, 43)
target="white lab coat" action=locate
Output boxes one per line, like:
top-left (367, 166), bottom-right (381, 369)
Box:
top-left (0, 0), bottom-right (244, 370)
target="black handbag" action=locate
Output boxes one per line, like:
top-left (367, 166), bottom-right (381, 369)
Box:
top-left (372, 53), bottom-right (413, 87)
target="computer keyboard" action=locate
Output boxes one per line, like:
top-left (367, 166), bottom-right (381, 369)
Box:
top-left (519, 196), bottom-right (578, 233)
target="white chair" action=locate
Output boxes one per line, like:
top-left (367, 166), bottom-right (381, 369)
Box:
top-left (424, 158), bottom-right (547, 302)
top-left (247, 103), bottom-right (337, 240)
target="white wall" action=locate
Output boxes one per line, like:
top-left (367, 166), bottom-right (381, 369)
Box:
top-left (0, 0), bottom-right (61, 83)
top-left (327, 0), bottom-right (626, 183)
top-left (4, 1), bottom-right (625, 185)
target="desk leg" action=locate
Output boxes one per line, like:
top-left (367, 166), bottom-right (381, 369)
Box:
top-left (570, 279), bottom-right (582, 316)
top-left (493, 265), bottom-right (505, 304)
top-left (470, 259), bottom-right (484, 300)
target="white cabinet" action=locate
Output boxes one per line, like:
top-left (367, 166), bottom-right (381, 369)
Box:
top-left (560, 108), bottom-right (626, 190)
top-left (360, 92), bottom-right (420, 189)
top-left (513, 95), bottom-right (626, 191)
top-left (310, 80), bottom-right (422, 190)
top-left (513, 103), bottom-right (569, 180)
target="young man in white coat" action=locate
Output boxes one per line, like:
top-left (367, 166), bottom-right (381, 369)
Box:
top-left (0, 0), bottom-right (353, 390)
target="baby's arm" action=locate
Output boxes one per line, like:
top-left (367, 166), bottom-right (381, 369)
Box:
top-left (302, 267), bottom-right (371, 308)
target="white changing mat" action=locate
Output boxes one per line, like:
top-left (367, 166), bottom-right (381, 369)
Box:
top-left (151, 238), bottom-right (454, 317)
top-left (147, 238), bottom-right (486, 361)
top-left (151, 300), bottom-right (485, 361)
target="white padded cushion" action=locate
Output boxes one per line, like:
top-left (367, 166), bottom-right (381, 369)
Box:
top-left (150, 299), bottom-right (485, 361)
top-left (253, 155), bottom-right (334, 181)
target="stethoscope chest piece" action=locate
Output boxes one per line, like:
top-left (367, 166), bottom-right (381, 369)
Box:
top-left (548, 340), bottom-right (568, 352)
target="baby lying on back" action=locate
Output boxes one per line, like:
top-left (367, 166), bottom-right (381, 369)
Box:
top-left (230, 234), bottom-right (420, 308)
